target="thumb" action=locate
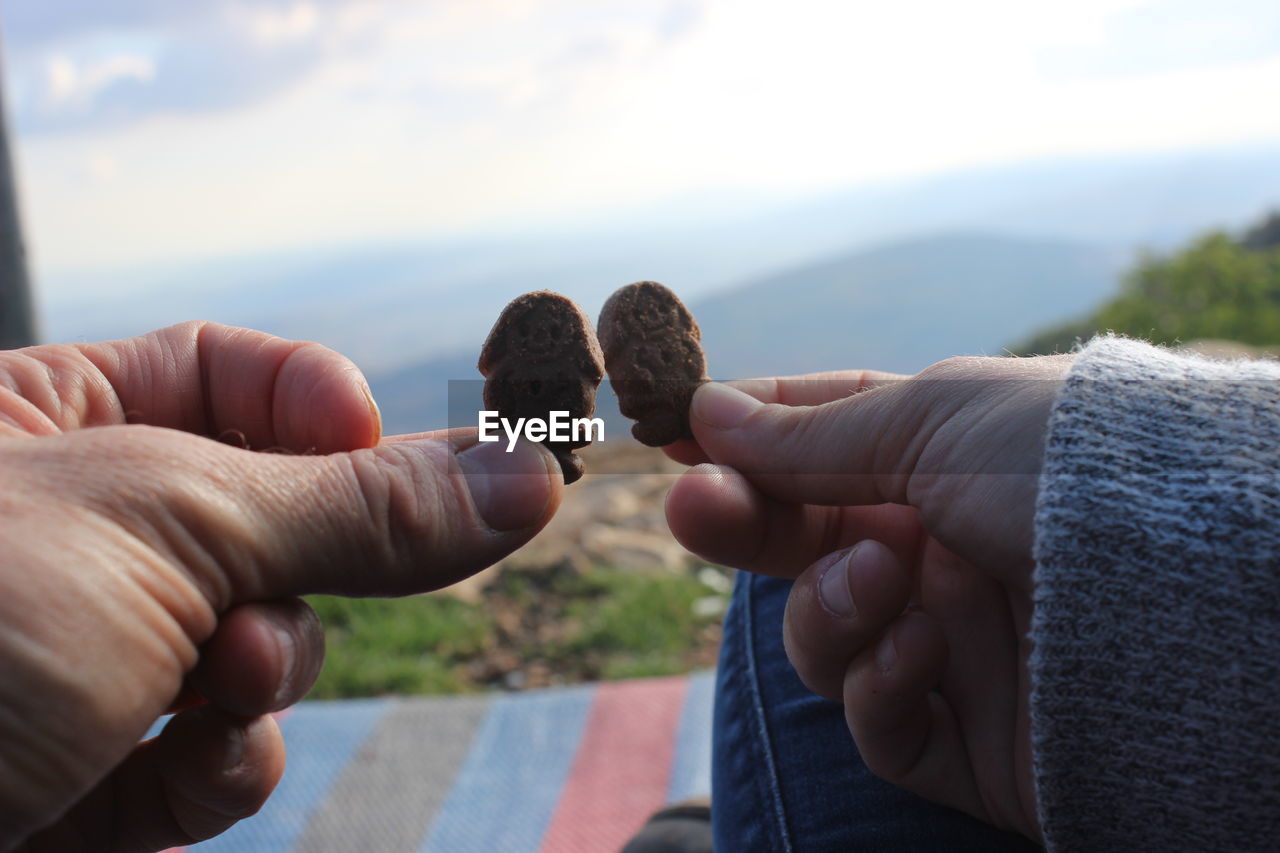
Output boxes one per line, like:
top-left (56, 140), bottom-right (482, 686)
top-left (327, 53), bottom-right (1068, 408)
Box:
top-left (687, 356), bottom-right (1067, 576)
top-left (686, 378), bottom-right (928, 508)
top-left (28, 425), bottom-right (561, 608)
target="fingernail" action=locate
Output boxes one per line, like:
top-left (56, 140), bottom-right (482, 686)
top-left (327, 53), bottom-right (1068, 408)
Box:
top-left (816, 547), bottom-right (857, 618)
top-left (692, 382), bottom-right (762, 430)
top-left (362, 383), bottom-right (383, 442)
top-left (221, 722), bottom-right (247, 772)
top-left (270, 622), bottom-right (298, 709)
top-left (875, 628), bottom-right (898, 673)
top-left (456, 439), bottom-right (555, 531)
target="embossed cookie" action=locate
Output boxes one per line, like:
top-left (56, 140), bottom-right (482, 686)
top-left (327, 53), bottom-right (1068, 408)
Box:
top-left (478, 290), bottom-right (605, 484)
top-left (597, 281), bottom-right (709, 447)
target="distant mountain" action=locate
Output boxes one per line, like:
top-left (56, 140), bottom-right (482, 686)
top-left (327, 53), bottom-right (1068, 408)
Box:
top-left (370, 350), bottom-right (480, 438)
top-left (764, 143), bottom-right (1280, 254)
top-left (368, 232), bottom-right (1122, 433)
top-left (369, 348), bottom-right (640, 440)
top-left (694, 232), bottom-right (1122, 378)
top-left (42, 141), bottom-right (1280, 375)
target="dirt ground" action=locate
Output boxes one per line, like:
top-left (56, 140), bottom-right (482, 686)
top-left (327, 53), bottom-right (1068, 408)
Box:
top-left (447, 439), bottom-right (727, 690)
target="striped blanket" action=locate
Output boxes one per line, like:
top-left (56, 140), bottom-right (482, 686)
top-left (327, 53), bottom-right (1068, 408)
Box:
top-left (158, 671), bottom-right (714, 852)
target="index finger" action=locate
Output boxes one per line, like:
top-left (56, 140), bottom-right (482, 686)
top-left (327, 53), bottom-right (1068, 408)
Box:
top-left (723, 369), bottom-right (908, 406)
top-left (0, 321), bottom-right (380, 454)
top-left (663, 369), bottom-right (907, 465)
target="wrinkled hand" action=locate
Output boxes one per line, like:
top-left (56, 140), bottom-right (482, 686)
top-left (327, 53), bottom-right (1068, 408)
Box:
top-left (0, 322), bottom-right (561, 852)
top-left (664, 355), bottom-right (1073, 843)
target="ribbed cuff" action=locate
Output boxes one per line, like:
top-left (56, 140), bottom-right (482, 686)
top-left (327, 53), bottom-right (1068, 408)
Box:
top-left (1030, 336), bottom-right (1280, 852)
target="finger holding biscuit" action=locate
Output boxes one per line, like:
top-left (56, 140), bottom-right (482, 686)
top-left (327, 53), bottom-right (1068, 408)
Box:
top-left (671, 356), bottom-right (1068, 581)
top-left (661, 369), bottom-right (908, 466)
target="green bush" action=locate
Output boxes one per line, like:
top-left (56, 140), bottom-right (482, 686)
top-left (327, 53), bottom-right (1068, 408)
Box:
top-left (1013, 214), bottom-right (1280, 354)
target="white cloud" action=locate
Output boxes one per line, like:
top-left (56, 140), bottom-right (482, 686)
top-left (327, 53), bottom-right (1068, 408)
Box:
top-left (232, 1), bottom-right (321, 47)
top-left (43, 53), bottom-right (156, 108)
top-left (7, 0), bottom-right (369, 133)
top-left (9, 0), bottom-right (1280, 282)
top-left (82, 151), bottom-right (121, 184)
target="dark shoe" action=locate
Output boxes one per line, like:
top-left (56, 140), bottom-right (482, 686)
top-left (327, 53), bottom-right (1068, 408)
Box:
top-left (619, 800), bottom-right (713, 853)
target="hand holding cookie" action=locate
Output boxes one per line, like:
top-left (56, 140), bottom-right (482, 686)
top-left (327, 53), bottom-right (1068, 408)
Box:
top-left (663, 355), bottom-right (1073, 846)
top-left (0, 322), bottom-right (560, 849)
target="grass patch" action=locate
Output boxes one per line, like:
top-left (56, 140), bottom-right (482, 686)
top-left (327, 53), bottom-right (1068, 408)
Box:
top-left (305, 594), bottom-right (493, 697)
top-left (562, 571), bottom-right (717, 679)
top-left (303, 564), bottom-right (727, 698)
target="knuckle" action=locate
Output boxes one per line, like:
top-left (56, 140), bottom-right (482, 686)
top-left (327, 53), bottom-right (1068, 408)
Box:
top-left (917, 354), bottom-right (987, 380)
top-left (783, 589), bottom-right (854, 701)
top-left (342, 442), bottom-right (460, 590)
top-left (164, 319), bottom-right (211, 339)
top-left (342, 449), bottom-right (407, 564)
top-left (861, 748), bottom-right (910, 784)
top-left (791, 652), bottom-right (844, 702)
top-left (0, 345), bottom-right (119, 431)
top-left (771, 402), bottom-right (833, 463)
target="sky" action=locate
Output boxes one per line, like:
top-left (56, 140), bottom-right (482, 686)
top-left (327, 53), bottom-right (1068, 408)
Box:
top-left (3, 0), bottom-right (1280, 293)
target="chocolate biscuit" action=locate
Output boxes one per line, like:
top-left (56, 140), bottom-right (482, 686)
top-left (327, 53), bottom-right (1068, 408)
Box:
top-left (478, 290), bottom-right (605, 484)
top-left (597, 281), bottom-right (709, 447)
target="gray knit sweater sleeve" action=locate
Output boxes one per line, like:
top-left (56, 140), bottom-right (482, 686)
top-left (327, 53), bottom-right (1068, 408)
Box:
top-left (1031, 335), bottom-right (1280, 852)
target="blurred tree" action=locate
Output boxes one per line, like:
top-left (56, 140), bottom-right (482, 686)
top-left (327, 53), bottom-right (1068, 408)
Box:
top-left (1242, 212), bottom-right (1280, 250)
top-left (1012, 211), bottom-right (1280, 354)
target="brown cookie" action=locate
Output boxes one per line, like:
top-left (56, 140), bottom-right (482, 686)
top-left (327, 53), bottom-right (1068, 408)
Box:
top-left (478, 290), bottom-right (605, 484)
top-left (597, 281), bottom-right (709, 447)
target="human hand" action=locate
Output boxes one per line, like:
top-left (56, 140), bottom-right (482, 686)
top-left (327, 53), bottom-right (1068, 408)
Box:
top-left (664, 355), bottom-right (1073, 842)
top-left (0, 322), bottom-right (561, 852)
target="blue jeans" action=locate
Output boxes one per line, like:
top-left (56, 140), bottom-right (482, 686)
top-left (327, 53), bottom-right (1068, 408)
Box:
top-left (712, 572), bottom-right (1042, 852)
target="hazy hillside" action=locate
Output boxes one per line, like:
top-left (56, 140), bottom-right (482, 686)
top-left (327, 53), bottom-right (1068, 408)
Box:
top-left (695, 232), bottom-right (1120, 378)
top-left (371, 351), bottom-right (480, 438)
top-left (369, 232), bottom-right (1122, 433)
top-left (43, 142), bottom-right (1280, 374)
top-left (371, 351), bottom-right (637, 439)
